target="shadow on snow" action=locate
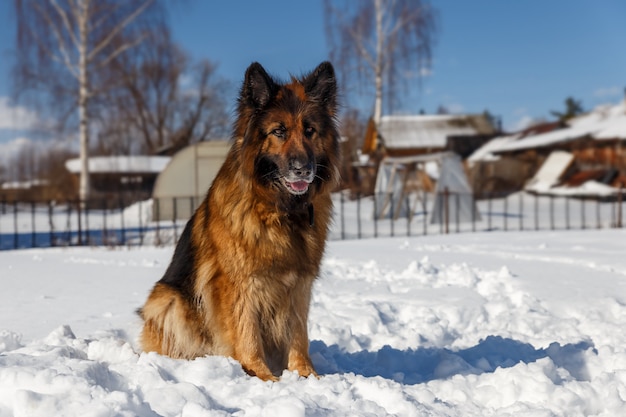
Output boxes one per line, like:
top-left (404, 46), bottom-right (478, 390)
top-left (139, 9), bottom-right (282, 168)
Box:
top-left (310, 336), bottom-right (595, 384)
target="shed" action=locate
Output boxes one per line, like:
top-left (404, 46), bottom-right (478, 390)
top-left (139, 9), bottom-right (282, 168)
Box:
top-left (374, 152), bottom-right (480, 224)
top-left (152, 140), bottom-right (231, 221)
top-left (65, 155), bottom-right (170, 204)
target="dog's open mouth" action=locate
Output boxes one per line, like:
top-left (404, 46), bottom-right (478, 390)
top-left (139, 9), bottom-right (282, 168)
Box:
top-left (281, 178), bottom-right (311, 195)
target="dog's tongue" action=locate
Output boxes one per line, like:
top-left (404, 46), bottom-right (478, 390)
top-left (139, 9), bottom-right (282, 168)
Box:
top-left (289, 181), bottom-right (309, 192)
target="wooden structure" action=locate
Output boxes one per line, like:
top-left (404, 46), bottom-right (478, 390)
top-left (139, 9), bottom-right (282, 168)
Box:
top-left (469, 101), bottom-right (626, 197)
top-left (354, 113), bottom-right (497, 197)
top-left (374, 152), bottom-right (479, 224)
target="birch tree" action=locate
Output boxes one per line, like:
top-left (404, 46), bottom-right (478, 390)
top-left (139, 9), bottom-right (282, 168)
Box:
top-left (324, 0), bottom-right (437, 141)
top-left (14, 0), bottom-right (160, 201)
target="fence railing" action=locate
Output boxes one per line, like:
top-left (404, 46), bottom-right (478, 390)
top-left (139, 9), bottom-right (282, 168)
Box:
top-left (1, 191), bottom-right (624, 250)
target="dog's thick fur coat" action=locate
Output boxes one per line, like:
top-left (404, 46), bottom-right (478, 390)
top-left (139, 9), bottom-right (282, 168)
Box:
top-left (138, 62), bottom-right (339, 381)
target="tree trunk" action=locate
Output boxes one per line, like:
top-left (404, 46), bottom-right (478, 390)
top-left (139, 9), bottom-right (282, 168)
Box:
top-left (373, 0), bottom-right (384, 147)
top-left (78, 0), bottom-right (90, 202)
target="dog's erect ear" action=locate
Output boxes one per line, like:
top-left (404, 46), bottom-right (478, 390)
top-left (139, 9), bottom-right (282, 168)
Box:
top-left (302, 61), bottom-right (337, 113)
top-left (242, 62), bottom-right (276, 109)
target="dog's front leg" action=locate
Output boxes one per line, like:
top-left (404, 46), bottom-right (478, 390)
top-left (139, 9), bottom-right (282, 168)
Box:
top-left (287, 309), bottom-right (317, 378)
top-left (232, 307), bottom-right (276, 381)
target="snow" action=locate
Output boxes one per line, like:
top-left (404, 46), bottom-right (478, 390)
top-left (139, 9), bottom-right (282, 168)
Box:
top-left (2, 229), bottom-right (626, 416)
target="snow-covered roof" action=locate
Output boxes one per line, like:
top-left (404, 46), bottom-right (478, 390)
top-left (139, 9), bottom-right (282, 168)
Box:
top-left (1, 179), bottom-right (49, 190)
top-left (495, 101), bottom-right (626, 153)
top-left (467, 134), bottom-right (520, 165)
top-left (378, 114), bottom-right (495, 150)
top-left (65, 156), bottom-right (171, 175)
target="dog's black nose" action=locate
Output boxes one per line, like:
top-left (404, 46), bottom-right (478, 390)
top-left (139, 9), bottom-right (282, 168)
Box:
top-left (290, 159), bottom-right (314, 178)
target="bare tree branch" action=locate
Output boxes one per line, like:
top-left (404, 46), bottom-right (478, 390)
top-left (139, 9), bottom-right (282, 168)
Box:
top-left (88, 0), bottom-right (154, 62)
top-left (324, 0), bottom-right (438, 129)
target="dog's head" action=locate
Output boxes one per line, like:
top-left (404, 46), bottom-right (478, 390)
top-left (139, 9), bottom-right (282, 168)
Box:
top-left (235, 62), bottom-right (340, 203)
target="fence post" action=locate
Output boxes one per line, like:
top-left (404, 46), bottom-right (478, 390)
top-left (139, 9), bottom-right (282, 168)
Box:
top-left (455, 192), bottom-right (460, 233)
top-left (77, 199), bottom-right (83, 246)
top-left (390, 194), bottom-right (395, 237)
top-left (138, 200), bottom-right (144, 246)
top-left (519, 192), bottom-right (524, 231)
top-left (423, 192), bottom-right (428, 236)
top-left (472, 193), bottom-right (476, 233)
top-left (406, 195), bottom-right (414, 236)
top-left (119, 196), bottom-right (126, 245)
top-left (487, 192), bottom-right (492, 231)
top-left (172, 197), bottom-right (178, 243)
top-left (66, 200), bottom-right (72, 244)
top-left (373, 193), bottom-right (378, 238)
top-left (565, 196), bottom-right (570, 230)
top-left (503, 194), bottom-right (508, 232)
top-left (102, 199), bottom-right (108, 245)
top-left (13, 200), bottom-right (18, 249)
top-left (155, 199), bottom-right (161, 245)
top-left (48, 201), bottom-right (54, 247)
top-left (550, 195), bottom-right (554, 230)
top-left (444, 187), bottom-right (449, 235)
top-left (581, 198), bottom-right (586, 230)
top-left (31, 201), bottom-right (36, 248)
top-left (618, 187), bottom-right (623, 228)
top-left (85, 200), bottom-right (90, 245)
top-left (357, 193), bottom-right (362, 239)
top-left (340, 192), bottom-right (345, 240)
top-left (534, 194), bottom-right (539, 231)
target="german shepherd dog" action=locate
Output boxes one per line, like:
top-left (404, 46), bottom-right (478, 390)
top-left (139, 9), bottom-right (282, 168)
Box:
top-left (138, 62), bottom-right (339, 381)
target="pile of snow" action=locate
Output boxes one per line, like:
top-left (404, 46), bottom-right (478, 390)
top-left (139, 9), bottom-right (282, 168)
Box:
top-left (1, 229), bottom-right (626, 416)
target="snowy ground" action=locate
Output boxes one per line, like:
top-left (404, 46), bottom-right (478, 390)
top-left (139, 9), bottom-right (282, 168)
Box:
top-left (1, 229), bottom-right (626, 416)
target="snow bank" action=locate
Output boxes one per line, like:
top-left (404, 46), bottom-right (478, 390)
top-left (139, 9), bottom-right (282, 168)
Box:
top-left (1, 230), bottom-right (626, 416)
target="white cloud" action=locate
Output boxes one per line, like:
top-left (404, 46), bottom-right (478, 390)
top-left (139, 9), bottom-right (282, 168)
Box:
top-left (593, 86), bottom-right (622, 98)
top-left (0, 97), bottom-right (40, 130)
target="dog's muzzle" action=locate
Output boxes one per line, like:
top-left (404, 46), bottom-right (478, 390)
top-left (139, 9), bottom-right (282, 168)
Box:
top-left (281, 160), bottom-right (315, 195)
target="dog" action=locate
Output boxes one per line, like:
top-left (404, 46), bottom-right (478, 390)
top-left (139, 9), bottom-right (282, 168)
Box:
top-left (138, 61), bottom-right (340, 381)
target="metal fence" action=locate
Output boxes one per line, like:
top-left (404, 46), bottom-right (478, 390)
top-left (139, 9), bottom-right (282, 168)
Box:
top-left (1, 191), bottom-right (624, 250)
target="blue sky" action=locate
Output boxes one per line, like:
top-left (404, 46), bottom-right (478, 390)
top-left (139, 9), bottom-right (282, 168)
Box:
top-left (1, 0), bottom-right (626, 155)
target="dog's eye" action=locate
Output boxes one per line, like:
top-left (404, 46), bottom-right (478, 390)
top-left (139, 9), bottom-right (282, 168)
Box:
top-left (304, 126), bottom-right (316, 138)
top-left (271, 128), bottom-right (286, 138)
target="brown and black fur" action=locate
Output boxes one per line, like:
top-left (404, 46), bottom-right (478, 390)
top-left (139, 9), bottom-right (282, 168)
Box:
top-left (138, 62), bottom-right (340, 381)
